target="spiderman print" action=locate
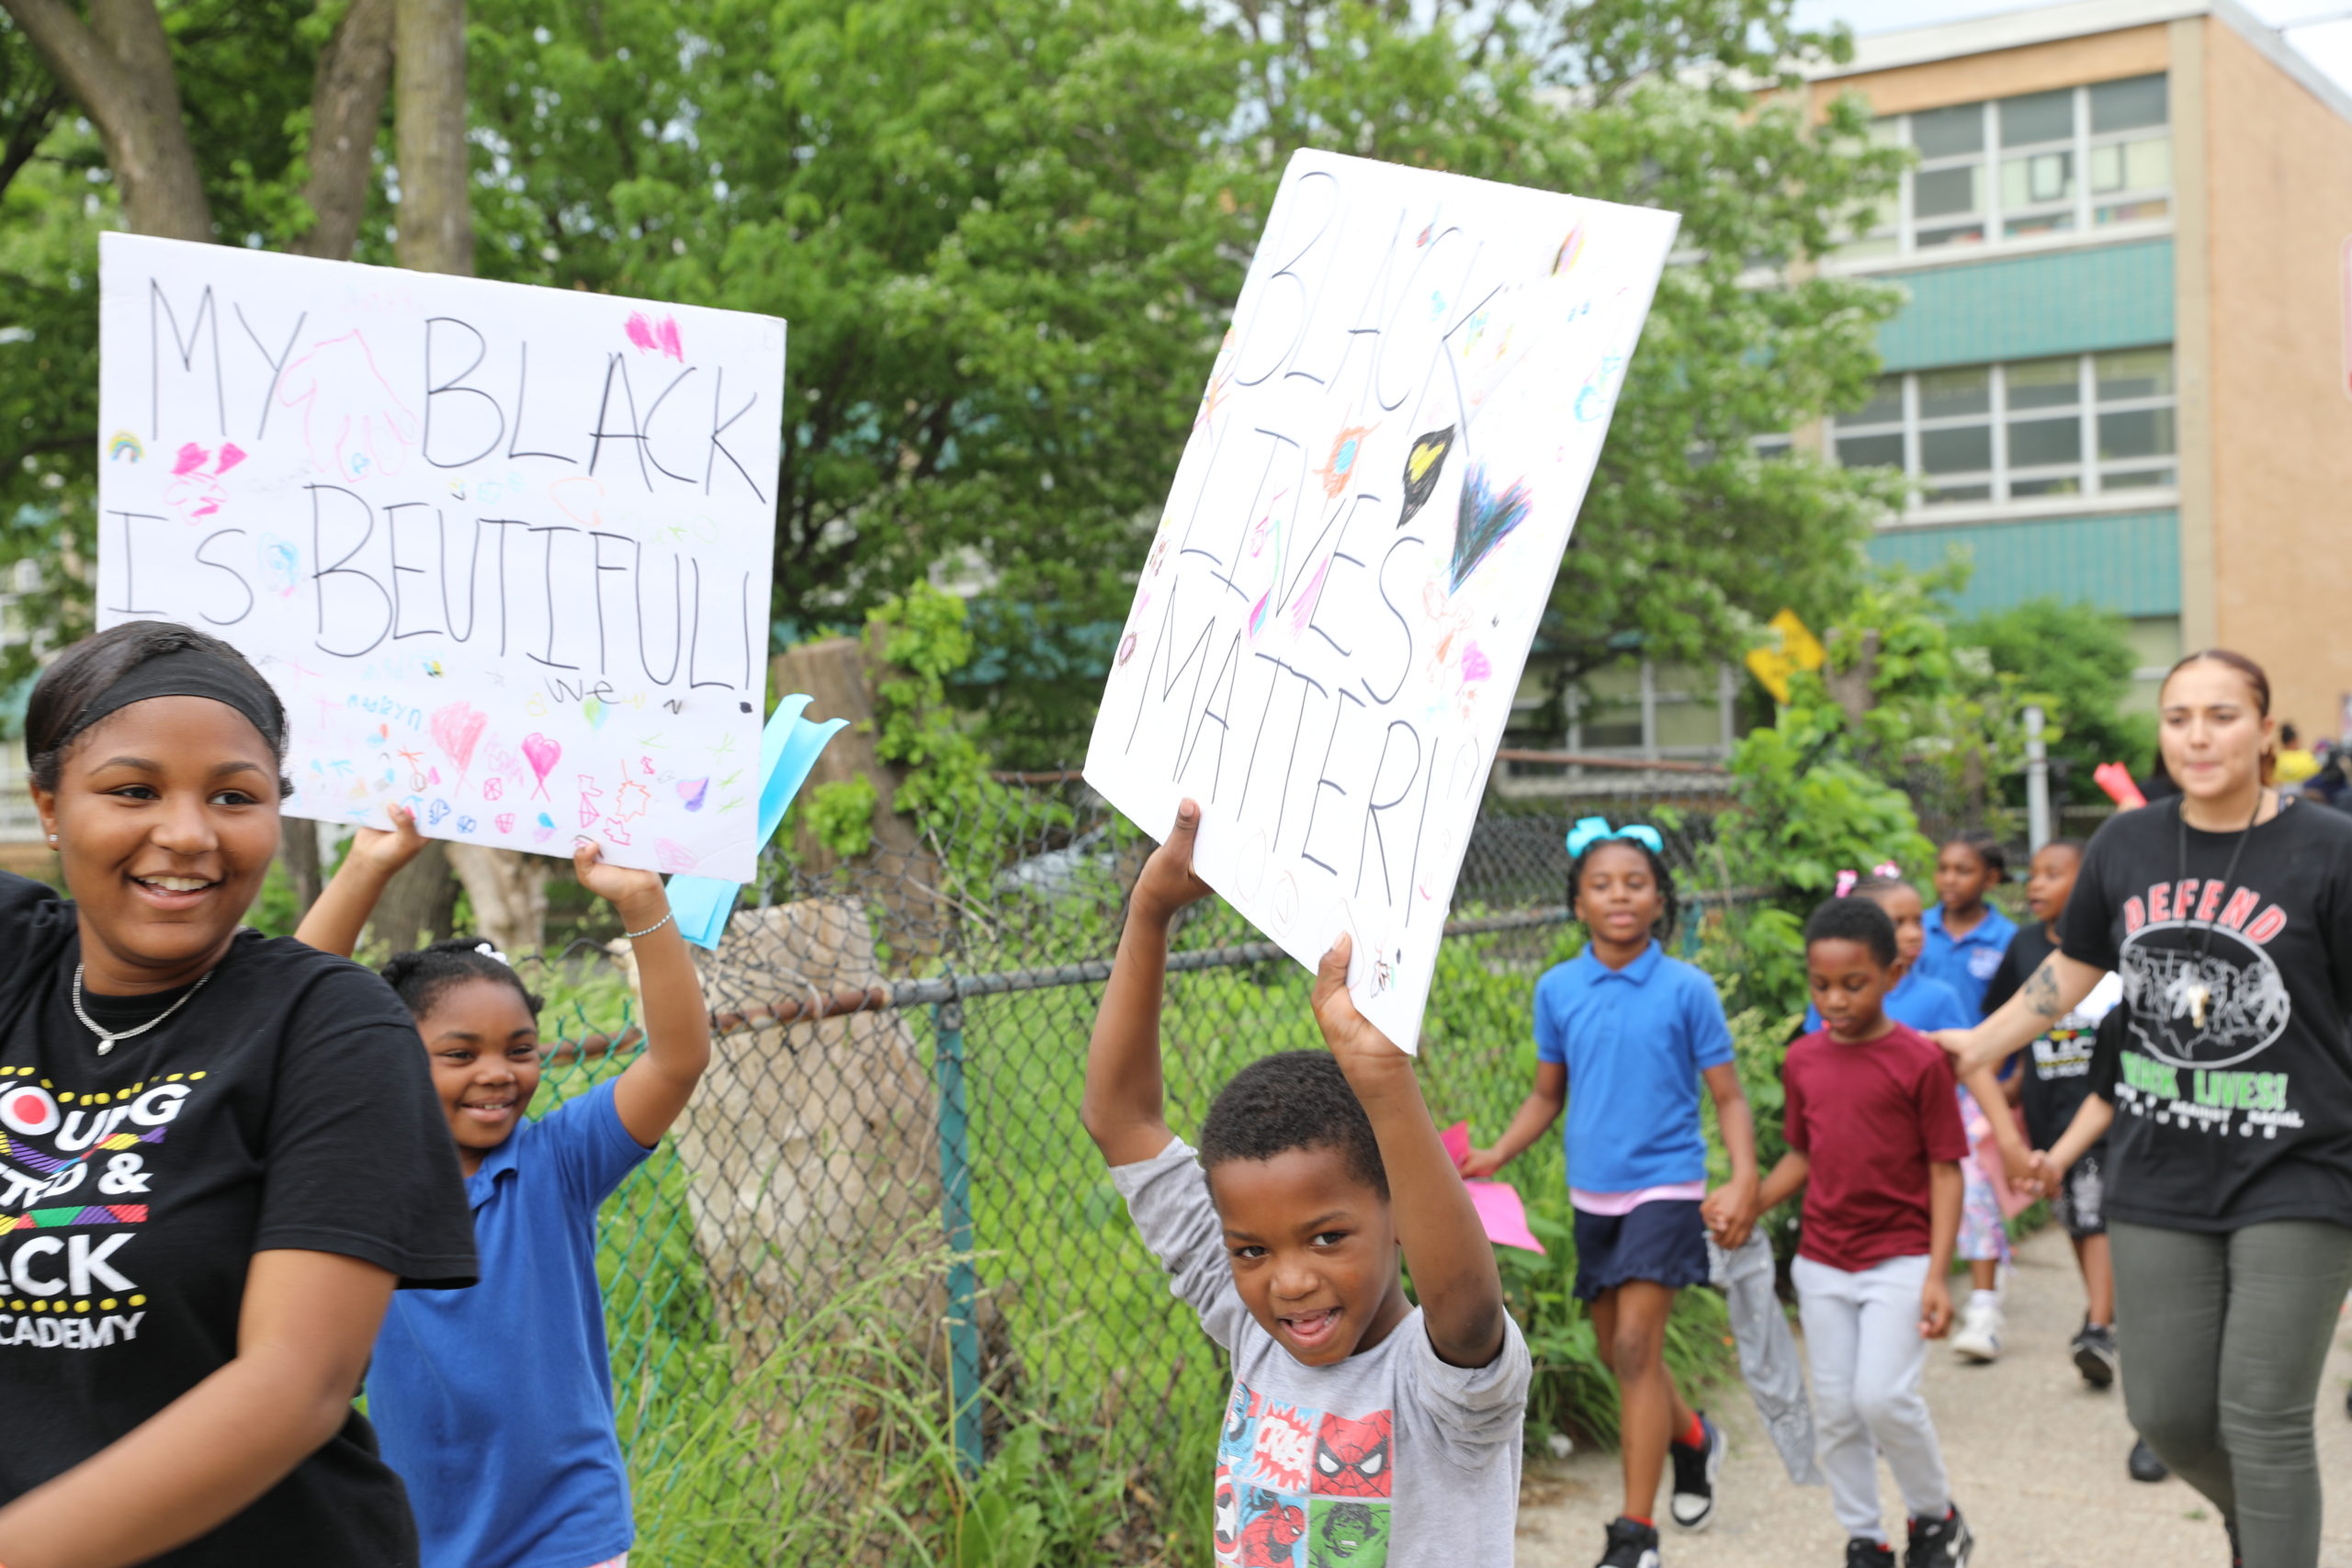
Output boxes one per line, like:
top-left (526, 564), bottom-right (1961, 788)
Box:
top-left (1212, 1388), bottom-right (1396, 1567)
top-left (1236, 1488), bottom-right (1308, 1567)
top-left (1312, 1411), bottom-right (1393, 1499)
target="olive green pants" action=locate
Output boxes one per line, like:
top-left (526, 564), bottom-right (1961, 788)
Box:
top-left (2110, 1219), bottom-right (2352, 1568)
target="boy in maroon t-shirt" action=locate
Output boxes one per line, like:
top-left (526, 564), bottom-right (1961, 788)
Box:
top-left (1758, 897), bottom-right (1976, 1568)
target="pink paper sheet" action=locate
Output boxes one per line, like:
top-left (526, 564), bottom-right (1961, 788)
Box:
top-left (1441, 1121), bottom-right (1547, 1255)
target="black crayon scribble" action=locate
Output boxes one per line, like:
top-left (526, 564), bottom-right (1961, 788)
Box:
top-left (1397, 426), bottom-right (1453, 528)
top-left (1450, 463), bottom-right (1531, 592)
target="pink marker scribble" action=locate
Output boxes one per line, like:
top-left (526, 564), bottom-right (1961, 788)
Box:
top-left (171, 443), bottom-right (209, 476)
top-left (656, 839), bottom-right (699, 874)
top-left (1460, 641), bottom-right (1492, 683)
top-left (625, 311), bottom-right (684, 362)
top-left (214, 442), bottom-right (247, 474)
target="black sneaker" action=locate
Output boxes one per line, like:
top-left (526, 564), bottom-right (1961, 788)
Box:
top-left (1597, 1515), bottom-right (1661, 1568)
top-left (1668, 1412), bottom-right (1724, 1529)
top-left (1905, 1506), bottom-right (1973, 1568)
top-left (1846, 1540), bottom-right (1896, 1568)
top-left (2128, 1436), bottom-right (2169, 1483)
top-left (2073, 1321), bottom-right (2120, 1389)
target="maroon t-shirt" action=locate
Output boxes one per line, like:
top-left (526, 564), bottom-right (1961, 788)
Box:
top-left (1782, 1021), bottom-right (1972, 1272)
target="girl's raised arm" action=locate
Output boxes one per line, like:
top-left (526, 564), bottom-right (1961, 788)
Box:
top-left (574, 840), bottom-right (712, 1149)
top-left (293, 806), bottom-right (428, 958)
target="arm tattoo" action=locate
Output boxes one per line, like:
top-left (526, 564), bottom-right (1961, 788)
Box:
top-left (2022, 959), bottom-right (2062, 1020)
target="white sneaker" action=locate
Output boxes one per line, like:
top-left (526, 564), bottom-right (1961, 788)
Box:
top-left (1951, 1291), bottom-right (2003, 1362)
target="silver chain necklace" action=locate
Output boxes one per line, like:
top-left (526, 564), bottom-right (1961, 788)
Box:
top-left (2174, 792), bottom-right (2265, 1032)
top-left (72, 963), bottom-right (213, 1055)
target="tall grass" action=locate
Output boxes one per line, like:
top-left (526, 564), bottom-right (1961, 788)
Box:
top-left (537, 890), bottom-right (1747, 1563)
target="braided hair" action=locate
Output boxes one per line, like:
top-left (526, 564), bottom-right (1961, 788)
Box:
top-left (1566, 836), bottom-right (1680, 943)
top-left (1945, 830), bottom-right (2008, 884)
top-left (379, 937), bottom-right (544, 1023)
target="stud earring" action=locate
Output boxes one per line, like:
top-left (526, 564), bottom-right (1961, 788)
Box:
top-left (46, 833), bottom-right (56, 845)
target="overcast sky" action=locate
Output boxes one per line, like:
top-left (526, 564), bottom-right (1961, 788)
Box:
top-left (1787, 0), bottom-right (2352, 92)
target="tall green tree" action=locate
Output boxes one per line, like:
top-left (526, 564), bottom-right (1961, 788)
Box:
top-left (1, 0), bottom-right (1906, 765)
top-left (1959, 596), bottom-right (2155, 802)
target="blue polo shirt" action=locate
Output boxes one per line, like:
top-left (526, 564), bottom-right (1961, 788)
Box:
top-left (367, 1080), bottom-right (651, 1568)
top-left (1917, 904), bottom-right (2018, 1017)
top-left (1804, 967), bottom-right (1974, 1035)
top-left (1533, 941), bottom-right (1736, 1192)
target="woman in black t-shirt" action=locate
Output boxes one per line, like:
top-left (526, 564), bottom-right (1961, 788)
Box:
top-left (0, 622), bottom-right (476, 1568)
top-left (1942, 649), bottom-right (2352, 1568)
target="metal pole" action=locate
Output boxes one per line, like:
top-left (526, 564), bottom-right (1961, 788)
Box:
top-left (2024, 704), bottom-right (2051, 853)
top-left (933, 998), bottom-right (984, 1479)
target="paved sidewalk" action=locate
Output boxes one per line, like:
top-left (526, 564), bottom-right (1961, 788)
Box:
top-left (1516, 1224), bottom-right (2352, 1567)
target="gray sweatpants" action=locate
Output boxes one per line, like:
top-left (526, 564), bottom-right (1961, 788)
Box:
top-left (2109, 1220), bottom-right (2352, 1568)
top-left (1794, 1254), bottom-right (1952, 1542)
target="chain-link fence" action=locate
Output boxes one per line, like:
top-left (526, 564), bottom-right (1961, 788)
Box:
top-left (529, 764), bottom-right (1746, 1566)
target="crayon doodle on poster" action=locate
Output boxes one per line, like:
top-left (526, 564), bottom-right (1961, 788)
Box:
top-left (1083, 150), bottom-right (1678, 1051)
top-left (94, 235), bottom-right (787, 879)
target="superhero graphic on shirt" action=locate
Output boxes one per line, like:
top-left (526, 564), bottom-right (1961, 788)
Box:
top-left (1212, 1379), bottom-right (1393, 1567)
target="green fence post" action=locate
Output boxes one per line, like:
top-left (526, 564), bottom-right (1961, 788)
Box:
top-left (933, 997), bottom-right (985, 1480)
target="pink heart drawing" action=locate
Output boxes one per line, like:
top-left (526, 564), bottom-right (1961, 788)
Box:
top-left (678, 777), bottom-right (709, 811)
top-left (623, 310), bottom-right (684, 362)
top-left (494, 813), bottom-right (516, 834)
top-left (430, 703), bottom-right (488, 774)
top-left (656, 839), bottom-right (699, 874)
top-left (521, 733), bottom-right (561, 796)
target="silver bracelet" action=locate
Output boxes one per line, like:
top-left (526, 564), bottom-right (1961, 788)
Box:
top-left (624, 910), bottom-right (674, 941)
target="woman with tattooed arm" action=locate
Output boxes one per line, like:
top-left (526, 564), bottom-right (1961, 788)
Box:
top-left (1938, 649), bottom-right (2352, 1568)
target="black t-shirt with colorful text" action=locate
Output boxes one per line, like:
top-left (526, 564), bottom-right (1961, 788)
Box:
top-left (0, 874), bottom-right (476, 1565)
top-left (2064, 799), bottom-right (2352, 1231)
top-left (1986, 920), bottom-right (2124, 1150)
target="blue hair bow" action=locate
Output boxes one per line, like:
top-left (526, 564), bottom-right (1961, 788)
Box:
top-left (1566, 816), bottom-right (1663, 858)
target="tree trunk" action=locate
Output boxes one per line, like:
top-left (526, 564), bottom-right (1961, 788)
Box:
top-left (289, 0), bottom-right (394, 261)
top-left (445, 843), bottom-right (550, 960)
top-left (368, 838), bottom-right (460, 952)
top-left (0, 0), bottom-right (210, 240)
top-left (392, 0), bottom-right (469, 276)
top-left (277, 821), bottom-right (323, 918)
top-left (774, 633), bottom-right (943, 959)
top-left (392, 0), bottom-right (555, 952)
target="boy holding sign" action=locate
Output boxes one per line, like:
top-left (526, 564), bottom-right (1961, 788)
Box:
top-left (1084, 802), bottom-right (1532, 1568)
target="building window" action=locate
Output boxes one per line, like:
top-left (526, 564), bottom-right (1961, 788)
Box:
top-left (1838, 73), bottom-right (2168, 262)
top-left (1829, 347), bottom-right (2177, 509)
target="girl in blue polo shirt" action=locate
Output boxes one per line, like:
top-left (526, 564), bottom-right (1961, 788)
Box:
top-left (1917, 832), bottom-right (2018, 1016)
top-left (297, 810), bottom-right (711, 1568)
top-left (1462, 818), bottom-right (1759, 1568)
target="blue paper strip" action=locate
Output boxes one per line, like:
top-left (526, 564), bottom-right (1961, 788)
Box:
top-left (667, 694), bottom-right (849, 948)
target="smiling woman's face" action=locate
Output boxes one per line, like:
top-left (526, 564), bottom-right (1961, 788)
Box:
top-left (33, 695), bottom-right (280, 990)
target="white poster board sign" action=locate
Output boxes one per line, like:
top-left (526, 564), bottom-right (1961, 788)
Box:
top-left (95, 233), bottom-right (786, 881)
top-left (1084, 151), bottom-right (1678, 1050)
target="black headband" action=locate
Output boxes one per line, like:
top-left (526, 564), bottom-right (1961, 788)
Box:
top-left (53, 648), bottom-right (287, 758)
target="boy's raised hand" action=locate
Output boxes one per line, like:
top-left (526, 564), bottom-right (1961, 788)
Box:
top-left (1311, 931), bottom-right (1506, 1369)
top-left (1130, 801), bottom-right (1215, 926)
top-left (1310, 933), bottom-right (1406, 1069)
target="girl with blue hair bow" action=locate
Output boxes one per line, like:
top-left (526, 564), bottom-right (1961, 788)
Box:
top-left (1460, 818), bottom-right (1760, 1568)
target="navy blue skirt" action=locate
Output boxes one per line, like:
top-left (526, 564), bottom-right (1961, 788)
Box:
top-left (1571, 1199), bottom-right (1711, 1300)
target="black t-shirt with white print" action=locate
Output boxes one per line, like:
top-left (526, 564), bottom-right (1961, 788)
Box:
top-left (2064, 798), bottom-right (2352, 1231)
top-left (0, 874), bottom-right (477, 1565)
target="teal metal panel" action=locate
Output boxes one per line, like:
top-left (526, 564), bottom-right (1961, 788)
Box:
top-left (1867, 509), bottom-right (2181, 617)
top-left (1877, 240), bottom-right (2174, 370)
